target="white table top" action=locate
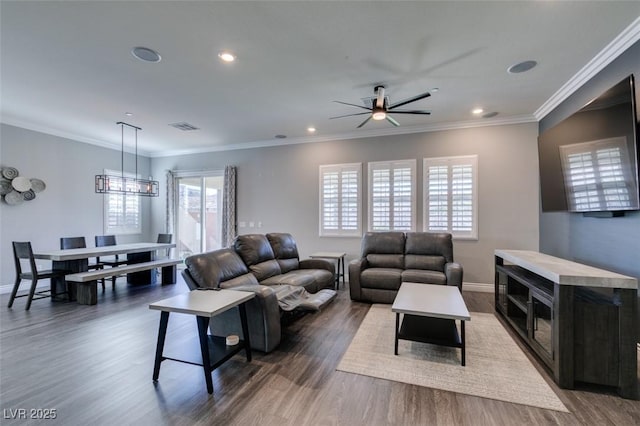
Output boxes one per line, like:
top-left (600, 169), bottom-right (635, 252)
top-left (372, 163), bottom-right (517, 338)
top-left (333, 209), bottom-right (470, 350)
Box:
top-left (309, 251), bottom-right (346, 259)
top-left (34, 242), bottom-right (176, 261)
top-left (149, 289), bottom-right (254, 317)
top-left (392, 283), bottom-right (470, 321)
top-left (495, 249), bottom-right (638, 289)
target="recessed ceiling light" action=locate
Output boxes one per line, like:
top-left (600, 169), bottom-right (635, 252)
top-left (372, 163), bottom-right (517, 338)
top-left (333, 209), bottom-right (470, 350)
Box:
top-left (507, 60), bottom-right (537, 74)
top-left (131, 46), bottom-right (161, 63)
top-left (482, 111), bottom-right (499, 118)
top-left (125, 112), bottom-right (133, 117)
top-left (307, 127), bottom-right (316, 133)
top-left (431, 88), bottom-right (439, 93)
top-left (218, 51), bottom-right (236, 63)
top-left (472, 108), bottom-right (484, 115)
top-left (275, 134), bottom-right (287, 139)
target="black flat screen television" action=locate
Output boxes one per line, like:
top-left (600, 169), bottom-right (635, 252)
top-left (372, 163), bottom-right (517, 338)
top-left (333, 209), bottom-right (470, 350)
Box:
top-left (538, 74), bottom-right (640, 213)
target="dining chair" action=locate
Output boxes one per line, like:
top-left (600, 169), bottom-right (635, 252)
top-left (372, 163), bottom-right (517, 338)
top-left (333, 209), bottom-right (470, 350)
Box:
top-left (95, 235), bottom-right (128, 288)
top-left (9, 241), bottom-right (69, 310)
top-left (60, 236), bottom-right (105, 288)
top-left (156, 233), bottom-right (172, 257)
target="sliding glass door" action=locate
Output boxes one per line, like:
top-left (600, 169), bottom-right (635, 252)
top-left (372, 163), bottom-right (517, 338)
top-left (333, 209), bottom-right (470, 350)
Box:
top-left (175, 174), bottom-right (224, 259)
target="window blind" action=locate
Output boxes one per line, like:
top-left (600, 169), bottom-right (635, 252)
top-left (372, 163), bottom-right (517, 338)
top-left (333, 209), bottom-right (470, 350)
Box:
top-left (319, 163), bottom-right (361, 236)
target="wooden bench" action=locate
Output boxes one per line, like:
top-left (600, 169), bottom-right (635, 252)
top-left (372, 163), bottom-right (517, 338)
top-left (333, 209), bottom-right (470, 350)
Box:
top-left (66, 259), bottom-right (183, 305)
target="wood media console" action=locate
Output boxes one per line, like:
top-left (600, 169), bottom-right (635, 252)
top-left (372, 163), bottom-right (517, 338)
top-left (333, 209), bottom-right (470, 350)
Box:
top-left (494, 250), bottom-right (638, 399)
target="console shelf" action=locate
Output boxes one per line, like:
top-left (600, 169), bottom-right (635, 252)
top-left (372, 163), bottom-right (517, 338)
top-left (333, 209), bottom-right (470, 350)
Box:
top-left (494, 250), bottom-right (638, 400)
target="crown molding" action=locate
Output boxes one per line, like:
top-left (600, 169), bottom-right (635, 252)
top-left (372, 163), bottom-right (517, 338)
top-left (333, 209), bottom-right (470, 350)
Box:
top-left (534, 17), bottom-right (640, 121)
top-left (1, 117), bottom-right (153, 157)
top-left (151, 114), bottom-right (536, 158)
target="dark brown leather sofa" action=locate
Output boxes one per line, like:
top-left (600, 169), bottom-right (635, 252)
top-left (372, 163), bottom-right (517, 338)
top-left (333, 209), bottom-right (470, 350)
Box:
top-left (182, 233), bottom-right (335, 353)
top-left (349, 231), bottom-right (463, 303)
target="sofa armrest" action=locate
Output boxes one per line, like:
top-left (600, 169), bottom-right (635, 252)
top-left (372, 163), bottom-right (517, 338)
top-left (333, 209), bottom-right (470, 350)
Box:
top-left (348, 258), bottom-right (368, 301)
top-left (181, 269), bottom-right (202, 291)
top-left (208, 284), bottom-right (282, 353)
top-left (299, 258), bottom-right (334, 274)
top-left (445, 262), bottom-right (463, 291)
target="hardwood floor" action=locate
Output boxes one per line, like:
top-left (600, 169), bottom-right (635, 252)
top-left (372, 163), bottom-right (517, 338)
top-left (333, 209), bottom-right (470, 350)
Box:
top-left (1, 278), bottom-right (638, 425)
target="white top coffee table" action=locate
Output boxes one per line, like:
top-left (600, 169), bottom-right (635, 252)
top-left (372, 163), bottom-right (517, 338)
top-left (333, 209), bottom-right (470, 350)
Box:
top-left (391, 282), bottom-right (470, 365)
top-left (149, 289), bottom-right (254, 394)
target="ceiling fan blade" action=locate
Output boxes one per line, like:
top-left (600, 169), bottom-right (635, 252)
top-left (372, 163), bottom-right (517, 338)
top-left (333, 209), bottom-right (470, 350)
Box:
top-left (387, 110), bottom-right (431, 115)
top-left (388, 91), bottom-right (431, 109)
top-left (357, 116), bottom-right (372, 128)
top-left (329, 112), bottom-right (371, 119)
top-left (386, 116), bottom-right (400, 127)
top-left (333, 100), bottom-right (371, 111)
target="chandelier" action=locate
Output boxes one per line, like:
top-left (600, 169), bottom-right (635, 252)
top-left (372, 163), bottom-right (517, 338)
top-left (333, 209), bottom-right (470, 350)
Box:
top-left (95, 122), bottom-right (159, 197)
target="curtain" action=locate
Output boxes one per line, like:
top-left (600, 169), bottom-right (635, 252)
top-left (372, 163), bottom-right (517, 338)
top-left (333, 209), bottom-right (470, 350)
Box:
top-left (166, 170), bottom-right (176, 235)
top-left (221, 166), bottom-right (237, 247)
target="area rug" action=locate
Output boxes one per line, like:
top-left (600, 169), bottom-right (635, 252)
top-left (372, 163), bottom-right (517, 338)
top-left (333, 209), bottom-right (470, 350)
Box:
top-left (337, 305), bottom-right (569, 412)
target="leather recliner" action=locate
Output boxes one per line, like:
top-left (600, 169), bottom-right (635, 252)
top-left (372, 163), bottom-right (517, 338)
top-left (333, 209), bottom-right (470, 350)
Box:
top-left (182, 233), bottom-right (336, 353)
top-left (349, 231), bottom-right (463, 303)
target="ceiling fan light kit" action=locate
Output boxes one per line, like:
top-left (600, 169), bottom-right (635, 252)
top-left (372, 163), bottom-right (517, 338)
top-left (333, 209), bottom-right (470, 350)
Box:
top-left (332, 85), bottom-right (431, 128)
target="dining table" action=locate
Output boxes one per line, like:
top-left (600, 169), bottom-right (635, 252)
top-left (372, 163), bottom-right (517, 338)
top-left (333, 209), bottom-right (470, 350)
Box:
top-left (34, 242), bottom-right (176, 300)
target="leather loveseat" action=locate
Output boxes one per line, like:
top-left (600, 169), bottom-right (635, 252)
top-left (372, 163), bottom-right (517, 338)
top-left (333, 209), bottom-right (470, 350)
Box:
top-left (349, 231), bottom-right (463, 303)
top-left (182, 233), bottom-right (335, 353)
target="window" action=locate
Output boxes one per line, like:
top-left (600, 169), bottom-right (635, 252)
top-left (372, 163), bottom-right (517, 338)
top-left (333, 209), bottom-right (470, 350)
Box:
top-left (175, 173), bottom-right (224, 258)
top-left (424, 155), bottom-right (478, 239)
top-left (559, 137), bottom-right (637, 211)
top-left (103, 169), bottom-right (141, 235)
top-left (368, 160), bottom-right (416, 231)
top-left (319, 163), bottom-right (362, 236)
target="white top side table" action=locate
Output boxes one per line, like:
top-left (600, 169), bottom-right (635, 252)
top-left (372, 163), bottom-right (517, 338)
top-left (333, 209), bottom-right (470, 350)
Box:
top-left (309, 251), bottom-right (346, 290)
top-left (149, 289), bottom-right (254, 394)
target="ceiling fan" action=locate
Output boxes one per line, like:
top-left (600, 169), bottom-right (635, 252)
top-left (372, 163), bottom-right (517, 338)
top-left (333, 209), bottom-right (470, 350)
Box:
top-left (330, 85), bottom-right (431, 128)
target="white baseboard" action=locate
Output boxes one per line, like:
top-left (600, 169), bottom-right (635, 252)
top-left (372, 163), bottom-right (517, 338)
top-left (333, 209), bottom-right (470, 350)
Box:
top-left (464, 281), bottom-right (494, 293)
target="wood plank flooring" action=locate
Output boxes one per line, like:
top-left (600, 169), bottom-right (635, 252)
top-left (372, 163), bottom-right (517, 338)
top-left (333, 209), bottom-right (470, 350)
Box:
top-left (1, 278), bottom-right (638, 425)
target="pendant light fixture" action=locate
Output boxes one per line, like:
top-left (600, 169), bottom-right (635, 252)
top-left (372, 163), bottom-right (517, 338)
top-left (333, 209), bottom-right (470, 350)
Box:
top-left (95, 122), bottom-right (159, 197)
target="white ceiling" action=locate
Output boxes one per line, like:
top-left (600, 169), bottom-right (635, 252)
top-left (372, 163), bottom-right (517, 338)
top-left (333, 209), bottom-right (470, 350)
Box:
top-left (2, 1), bottom-right (639, 157)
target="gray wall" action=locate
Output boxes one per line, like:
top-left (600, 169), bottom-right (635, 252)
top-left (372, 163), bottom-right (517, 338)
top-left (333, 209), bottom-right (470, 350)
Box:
top-left (151, 122), bottom-right (540, 285)
top-left (0, 124), bottom-right (152, 285)
top-left (539, 40), bottom-right (640, 280)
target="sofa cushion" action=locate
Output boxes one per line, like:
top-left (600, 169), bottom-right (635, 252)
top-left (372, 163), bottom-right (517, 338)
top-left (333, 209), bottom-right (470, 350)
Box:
top-left (361, 232), bottom-right (405, 256)
top-left (405, 232), bottom-right (454, 263)
top-left (266, 233), bottom-right (301, 273)
top-left (402, 269), bottom-right (447, 285)
top-left (366, 254), bottom-right (404, 269)
top-left (233, 234), bottom-right (282, 281)
top-left (276, 258), bottom-right (299, 274)
top-left (405, 254), bottom-right (446, 271)
top-left (185, 248), bottom-right (252, 289)
top-left (360, 268), bottom-right (402, 290)
top-left (250, 260), bottom-right (282, 282)
top-left (261, 269), bottom-right (333, 292)
top-left (219, 273), bottom-right (260, 289)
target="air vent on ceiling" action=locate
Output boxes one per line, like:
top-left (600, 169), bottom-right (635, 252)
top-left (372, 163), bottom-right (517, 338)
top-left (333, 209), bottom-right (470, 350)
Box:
top-left (169, 122), bottom-right (200, 131)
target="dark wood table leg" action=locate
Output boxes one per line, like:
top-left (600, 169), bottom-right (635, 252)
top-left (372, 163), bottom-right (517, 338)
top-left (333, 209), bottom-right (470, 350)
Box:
top-left (461, 320), bottom-right (466, 366)
top-left (239, 303), bottom-right (252, 362)
top-left (340, 256), bottom-right (345, 288)
top-left (153, 311), bottom-right (170, 382)
top-left (394, 312), bottom-right (400, 355)
top-left (127, 251), bottom-right (156, 285)
top-left (196, 315), bottom-right (214, 394)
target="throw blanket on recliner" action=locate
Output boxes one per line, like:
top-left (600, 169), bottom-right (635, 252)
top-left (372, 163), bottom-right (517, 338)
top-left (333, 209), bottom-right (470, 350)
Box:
top-left (271, 285), bottom-right (337, 312)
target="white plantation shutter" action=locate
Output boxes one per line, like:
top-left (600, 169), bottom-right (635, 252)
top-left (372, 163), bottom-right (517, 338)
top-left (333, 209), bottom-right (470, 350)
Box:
top-left (103, 169), bottom-right (142, 234)
top-left (424, 156), bottom-right (477, 239)
top-left (368, 160), bottom-right (416, 231)
top-left (319, 163), bottom-right (362, 236)
top-left (560, 137), bottom-right (636, 212)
